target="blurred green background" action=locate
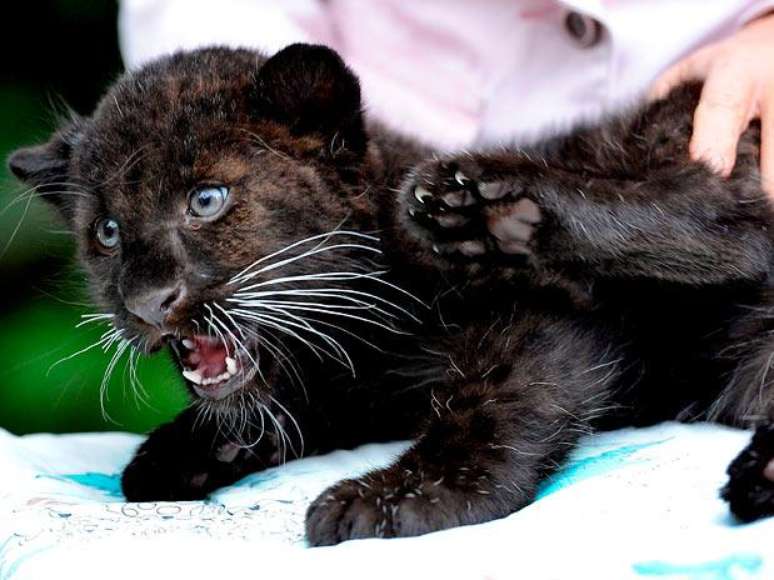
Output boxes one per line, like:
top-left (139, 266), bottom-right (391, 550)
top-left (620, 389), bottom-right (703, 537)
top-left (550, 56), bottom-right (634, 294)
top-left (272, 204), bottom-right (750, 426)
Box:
top-left (0, 0), bottom-right (187, 434)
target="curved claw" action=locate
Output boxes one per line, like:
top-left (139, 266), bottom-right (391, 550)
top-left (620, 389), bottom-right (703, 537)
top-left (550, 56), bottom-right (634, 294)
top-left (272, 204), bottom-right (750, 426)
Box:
top-left (454, 170), bottom-right (469, 186)
top-left (414, 185), bottom-right (433, 204)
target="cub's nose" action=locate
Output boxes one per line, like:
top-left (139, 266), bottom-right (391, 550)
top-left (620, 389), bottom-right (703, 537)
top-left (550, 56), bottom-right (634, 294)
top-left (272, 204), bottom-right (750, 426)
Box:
top-left (125, 283), bottom-right (187, 329)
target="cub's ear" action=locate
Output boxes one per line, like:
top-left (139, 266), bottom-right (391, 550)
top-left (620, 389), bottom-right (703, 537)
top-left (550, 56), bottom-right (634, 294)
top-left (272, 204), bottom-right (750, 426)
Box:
top-left (256, 43), bottom-right (366, 157)
top-left (7, 118), bottom-right (84, 220)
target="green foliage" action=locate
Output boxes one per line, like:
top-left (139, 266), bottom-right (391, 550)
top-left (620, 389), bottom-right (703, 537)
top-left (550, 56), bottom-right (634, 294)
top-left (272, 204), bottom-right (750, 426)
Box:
top-left (0, 11), bottom-right (187, 433)
top-left (0, 298), bottom-right (188, 434)
top-left (0, 88), bottom-right (71, 267)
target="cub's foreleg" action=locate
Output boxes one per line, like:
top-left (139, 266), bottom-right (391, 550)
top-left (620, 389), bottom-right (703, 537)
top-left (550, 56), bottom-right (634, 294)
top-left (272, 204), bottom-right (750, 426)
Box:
top-left (305, 311), bottom-right (622, 545)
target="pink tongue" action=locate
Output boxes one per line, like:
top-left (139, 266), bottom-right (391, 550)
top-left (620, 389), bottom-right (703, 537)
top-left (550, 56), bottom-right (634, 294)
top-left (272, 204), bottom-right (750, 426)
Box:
top-left (186, 336), bottom-right (227, 379)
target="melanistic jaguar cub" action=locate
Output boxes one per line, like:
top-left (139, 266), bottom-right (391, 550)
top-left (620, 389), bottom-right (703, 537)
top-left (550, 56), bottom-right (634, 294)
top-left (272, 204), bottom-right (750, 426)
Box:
top-left (9, 44), bottom-right (774, 545)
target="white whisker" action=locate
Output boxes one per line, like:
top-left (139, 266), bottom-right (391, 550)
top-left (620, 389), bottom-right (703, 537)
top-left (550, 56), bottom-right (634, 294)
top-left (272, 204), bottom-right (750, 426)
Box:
top-left (246, 301), bottom-right (407, 335)
top-left (98, 338), bottom-right (133, 424)
top-left (256, 305), bottom-right (356, 375)
top-left (48, 326), bottom-right (123, 374)
top-left (234, 243), bottom-right (382, 283)
top-left (229, 230), bottom-right (380, 285)
top-left (269, 395), bottom-right (304, 458)
top-left (230, 308), bottom-right (335, 363)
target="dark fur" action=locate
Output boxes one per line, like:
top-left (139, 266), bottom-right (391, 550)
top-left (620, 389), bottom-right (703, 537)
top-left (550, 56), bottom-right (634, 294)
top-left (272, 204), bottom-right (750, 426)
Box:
top-left (9, 44), bottom-right (774, 545)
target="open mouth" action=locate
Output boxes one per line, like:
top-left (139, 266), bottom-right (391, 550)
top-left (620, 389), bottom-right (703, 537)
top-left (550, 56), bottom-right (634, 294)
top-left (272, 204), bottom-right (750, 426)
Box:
top-left (170, 335), bottom-right (254, 401)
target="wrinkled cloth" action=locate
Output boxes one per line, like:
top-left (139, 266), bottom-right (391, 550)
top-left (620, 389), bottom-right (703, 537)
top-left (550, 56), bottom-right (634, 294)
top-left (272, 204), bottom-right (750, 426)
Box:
top-left (1, 423), bottom-right (772, 579)
top-left (119, 0), bottom-right (774, 149)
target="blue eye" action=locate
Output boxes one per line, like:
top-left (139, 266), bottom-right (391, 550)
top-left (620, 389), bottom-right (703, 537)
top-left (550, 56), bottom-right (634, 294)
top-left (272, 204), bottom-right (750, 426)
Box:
top-left (188, 186), bottom-right (229, 218)
top-left (95, 218), bottom-right (120, 251)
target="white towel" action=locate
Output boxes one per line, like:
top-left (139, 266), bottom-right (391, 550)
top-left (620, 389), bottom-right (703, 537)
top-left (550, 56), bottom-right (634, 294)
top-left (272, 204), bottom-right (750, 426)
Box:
top-left (0, 423), bottom-right (770, 579)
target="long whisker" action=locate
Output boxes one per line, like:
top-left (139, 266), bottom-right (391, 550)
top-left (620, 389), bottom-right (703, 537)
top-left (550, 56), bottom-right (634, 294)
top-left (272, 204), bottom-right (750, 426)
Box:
top-left (127, 339), bottom-right (155, 410)
top-left (240, 300), bottom-right (408, 335)
top-left (205, 306), bottom-right (267, 388)
top-left (48, 325), bottom-right (123, 374)
top-left (224, 310), bottom-right (303, 394)
top-left (234, 270), bottom-right (384, 293)
top-left (76, 313), bottom-right (116, 328)
top-left (258, 330), bottom-right (308, 401)
top-left (229, 230), bottom-right (380, 285)
top-left (0, 181), bottom-right (92, 216)
top-left (235, 306), bottom-right (355, 375)
top-left (235, 297), bottom-right (398, 318)
top-left (98, 338), bottom-right (133, 424)
top-left (288, 314), bottom-right (386, 354)
top-left (269, 394), bottom-right (304, 458)
top-left (234, 243), bottom-right (382, 284)
top-left (0, 187), bottom-right (35, 259)
top-left (204, 308), bottom-right (232, 354)
top-left (229, 308), bottom-right (331, 363)
top-left (231, 287), bottom-right (421, 322)
top-left (235, 269), bottom-right (426, 311)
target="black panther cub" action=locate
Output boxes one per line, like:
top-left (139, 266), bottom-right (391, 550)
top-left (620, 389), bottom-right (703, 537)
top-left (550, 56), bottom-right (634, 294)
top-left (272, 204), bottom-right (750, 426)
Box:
top-left (9, 44), bottom-right (774, 545)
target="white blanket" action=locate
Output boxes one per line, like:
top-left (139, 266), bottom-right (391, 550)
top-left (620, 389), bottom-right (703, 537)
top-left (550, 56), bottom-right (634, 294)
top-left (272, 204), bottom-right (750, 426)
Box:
top-left (0, 423), bottom-right (771, 579)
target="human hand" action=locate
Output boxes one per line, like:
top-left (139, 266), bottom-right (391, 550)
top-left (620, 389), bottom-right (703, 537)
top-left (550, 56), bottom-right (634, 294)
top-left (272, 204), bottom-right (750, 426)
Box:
top-left (650, 13), bottom-right (774, 195)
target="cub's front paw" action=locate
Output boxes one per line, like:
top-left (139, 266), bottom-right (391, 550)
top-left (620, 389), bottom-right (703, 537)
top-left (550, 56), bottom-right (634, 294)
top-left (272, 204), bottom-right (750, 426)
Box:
top-left (305, 470), bottom-right (474, 546)
top-left (122, 447), bottom-right (211, 502)
top-left (402, 157), bottom-right (542, 262)
top-left (722, 423), bottom-right (774, 522)
top-left (122, 422), bottom-right (264, 502)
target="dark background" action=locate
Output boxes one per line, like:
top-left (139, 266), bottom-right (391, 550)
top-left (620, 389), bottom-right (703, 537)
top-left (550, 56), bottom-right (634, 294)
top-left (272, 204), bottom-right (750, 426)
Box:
top-left (0, 0), bottom-right (186, 434)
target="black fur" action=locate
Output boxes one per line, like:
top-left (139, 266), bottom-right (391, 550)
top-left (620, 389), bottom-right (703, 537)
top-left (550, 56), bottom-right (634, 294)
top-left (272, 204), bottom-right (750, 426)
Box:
top-left (722, 423), bottom-right (774, 522)
top-left (9, 44), bottom-right (774, 546)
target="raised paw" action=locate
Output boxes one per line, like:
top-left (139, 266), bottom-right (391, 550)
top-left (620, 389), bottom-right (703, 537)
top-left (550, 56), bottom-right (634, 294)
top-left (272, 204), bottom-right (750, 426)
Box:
top-left (403, 158), bottom-right (543, 262)
top-left (722, 423), bottom-right (774, 522)
top-left (305, 470), bottom-right (479, 546)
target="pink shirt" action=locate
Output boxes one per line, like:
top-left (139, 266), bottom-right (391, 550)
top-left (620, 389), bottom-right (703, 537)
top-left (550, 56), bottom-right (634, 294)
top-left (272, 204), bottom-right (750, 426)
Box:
top-left (119, 0), bottom-right (774, 150)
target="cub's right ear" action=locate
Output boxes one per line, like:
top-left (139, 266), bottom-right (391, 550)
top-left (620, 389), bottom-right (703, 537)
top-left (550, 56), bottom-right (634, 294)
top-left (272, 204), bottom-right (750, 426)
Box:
top-left (7, 119), bottom-right (84, 220)
top-left (256, 44), bottom-right (366, 157)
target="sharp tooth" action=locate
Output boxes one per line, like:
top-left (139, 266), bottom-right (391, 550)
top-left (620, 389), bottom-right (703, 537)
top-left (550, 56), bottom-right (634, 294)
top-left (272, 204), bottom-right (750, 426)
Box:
top-left (182, 369), bottom-right (203, 385)
top-left (202, 377), bottom-right (213, 385)
top-left (218, 372), bottom-right (230, 382)
top-left (182, 339), bottom-right (195, 349)
top-left (225, 357), bottom-right (237, 375)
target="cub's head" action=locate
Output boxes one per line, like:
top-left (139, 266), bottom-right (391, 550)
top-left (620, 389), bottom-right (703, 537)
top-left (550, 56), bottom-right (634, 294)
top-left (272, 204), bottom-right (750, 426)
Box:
top-left (8, 44), bottom-right (388, 416)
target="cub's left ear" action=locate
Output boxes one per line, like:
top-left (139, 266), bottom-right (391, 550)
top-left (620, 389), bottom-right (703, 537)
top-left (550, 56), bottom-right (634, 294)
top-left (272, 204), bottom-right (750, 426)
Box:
top-left (7, 118), bottom-right (84, 221)
top-left (256, 43), bottom-right (366, 157)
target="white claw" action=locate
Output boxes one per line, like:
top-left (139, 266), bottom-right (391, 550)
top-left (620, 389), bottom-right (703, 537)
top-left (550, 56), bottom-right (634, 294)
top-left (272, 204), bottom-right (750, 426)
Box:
top-left (414, 186), bottom-right (432, 203)
top-left (182, 369), bottom-right (203, 385)
top-left (225, 356), bottom-right (237, 375)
